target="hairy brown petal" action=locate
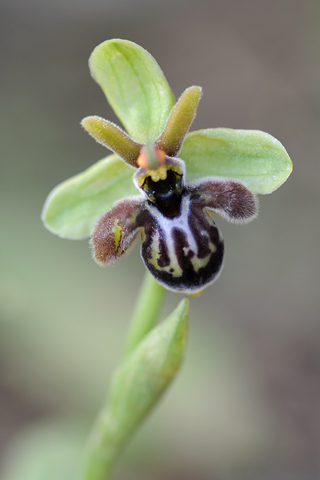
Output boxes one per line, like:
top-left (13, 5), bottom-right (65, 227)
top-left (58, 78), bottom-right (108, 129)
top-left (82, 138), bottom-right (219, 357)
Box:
top-left (189, 178), bottom-right (258, 223)
top-left (82, 116), bottom-right (142, 167)
top-left (156, 86), bottom-right (202, 157)
top-left (91, 196), bottom-right (145, 265)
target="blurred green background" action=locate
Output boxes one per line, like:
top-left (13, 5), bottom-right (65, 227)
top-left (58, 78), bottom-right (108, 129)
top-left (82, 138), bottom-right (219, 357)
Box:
top-left (1, 0), bottom-right (320, 478)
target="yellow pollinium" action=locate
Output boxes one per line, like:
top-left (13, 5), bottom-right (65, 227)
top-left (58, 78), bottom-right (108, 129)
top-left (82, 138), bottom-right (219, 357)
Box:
top-left (136, 145), bottom-right (169, 184)
top-left (149, 166), bottom-right (168, 182)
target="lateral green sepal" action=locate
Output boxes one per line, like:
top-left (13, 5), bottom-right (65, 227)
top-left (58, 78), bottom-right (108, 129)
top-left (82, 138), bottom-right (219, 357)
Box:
top-left (180, 128), bottom-right (293, 194)
top-left (41, 154), bottom-right (138, 239)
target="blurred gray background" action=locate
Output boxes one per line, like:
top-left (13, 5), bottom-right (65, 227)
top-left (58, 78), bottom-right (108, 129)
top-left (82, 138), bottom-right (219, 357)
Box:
top-left (1, 0), bottom-right (320, 479)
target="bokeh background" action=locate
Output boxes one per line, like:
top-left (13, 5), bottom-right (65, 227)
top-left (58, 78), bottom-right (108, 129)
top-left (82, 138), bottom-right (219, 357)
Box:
top-left (1, 0), bottom-right (320, 478)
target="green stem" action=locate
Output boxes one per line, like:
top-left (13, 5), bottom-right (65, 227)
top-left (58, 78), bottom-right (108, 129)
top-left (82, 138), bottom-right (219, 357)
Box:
top-left (82, 411), bottom-right (123, 480)
top-left (82, 272), bottom-right (166, 480)
top-left (124, 271), bottom-right (166, 356)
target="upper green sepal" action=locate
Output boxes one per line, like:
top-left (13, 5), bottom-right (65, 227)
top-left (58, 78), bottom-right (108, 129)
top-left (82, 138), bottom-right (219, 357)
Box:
top-left (89, 39), bottom-right (175, 144)
top-left (41, 154), bottom-right (138, 240)
top-left (181, 128), bottom-right (293, 194)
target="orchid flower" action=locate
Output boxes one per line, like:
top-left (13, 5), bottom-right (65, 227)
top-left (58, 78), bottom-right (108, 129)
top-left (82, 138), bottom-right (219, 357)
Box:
top-left (42, 39), bottom-right (292, 294)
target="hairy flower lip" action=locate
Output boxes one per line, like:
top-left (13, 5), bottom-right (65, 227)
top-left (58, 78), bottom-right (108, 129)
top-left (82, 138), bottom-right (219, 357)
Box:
top-left (90, 146), bottom-right (258, 293)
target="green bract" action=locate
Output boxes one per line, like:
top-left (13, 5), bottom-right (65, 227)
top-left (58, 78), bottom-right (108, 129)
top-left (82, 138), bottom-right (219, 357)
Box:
top-left (42, 38), bottom-right (292, 240)
top-left (83, 298), bottom-right (188, 479)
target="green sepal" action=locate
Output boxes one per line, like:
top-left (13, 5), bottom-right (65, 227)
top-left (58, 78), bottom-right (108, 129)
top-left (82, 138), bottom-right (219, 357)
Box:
top-left (181, 128), bottom-right (293, 194)
top-left (83, 299), bottom-right (189, 479)
top-left (89, 39), bottom-right (175, 144)
top-left (41, 155), bottom-right (138, 240)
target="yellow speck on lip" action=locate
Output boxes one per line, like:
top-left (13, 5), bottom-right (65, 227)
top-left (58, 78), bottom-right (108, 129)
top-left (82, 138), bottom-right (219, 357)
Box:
top-left (112, 219), bottom-right (122, 252)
